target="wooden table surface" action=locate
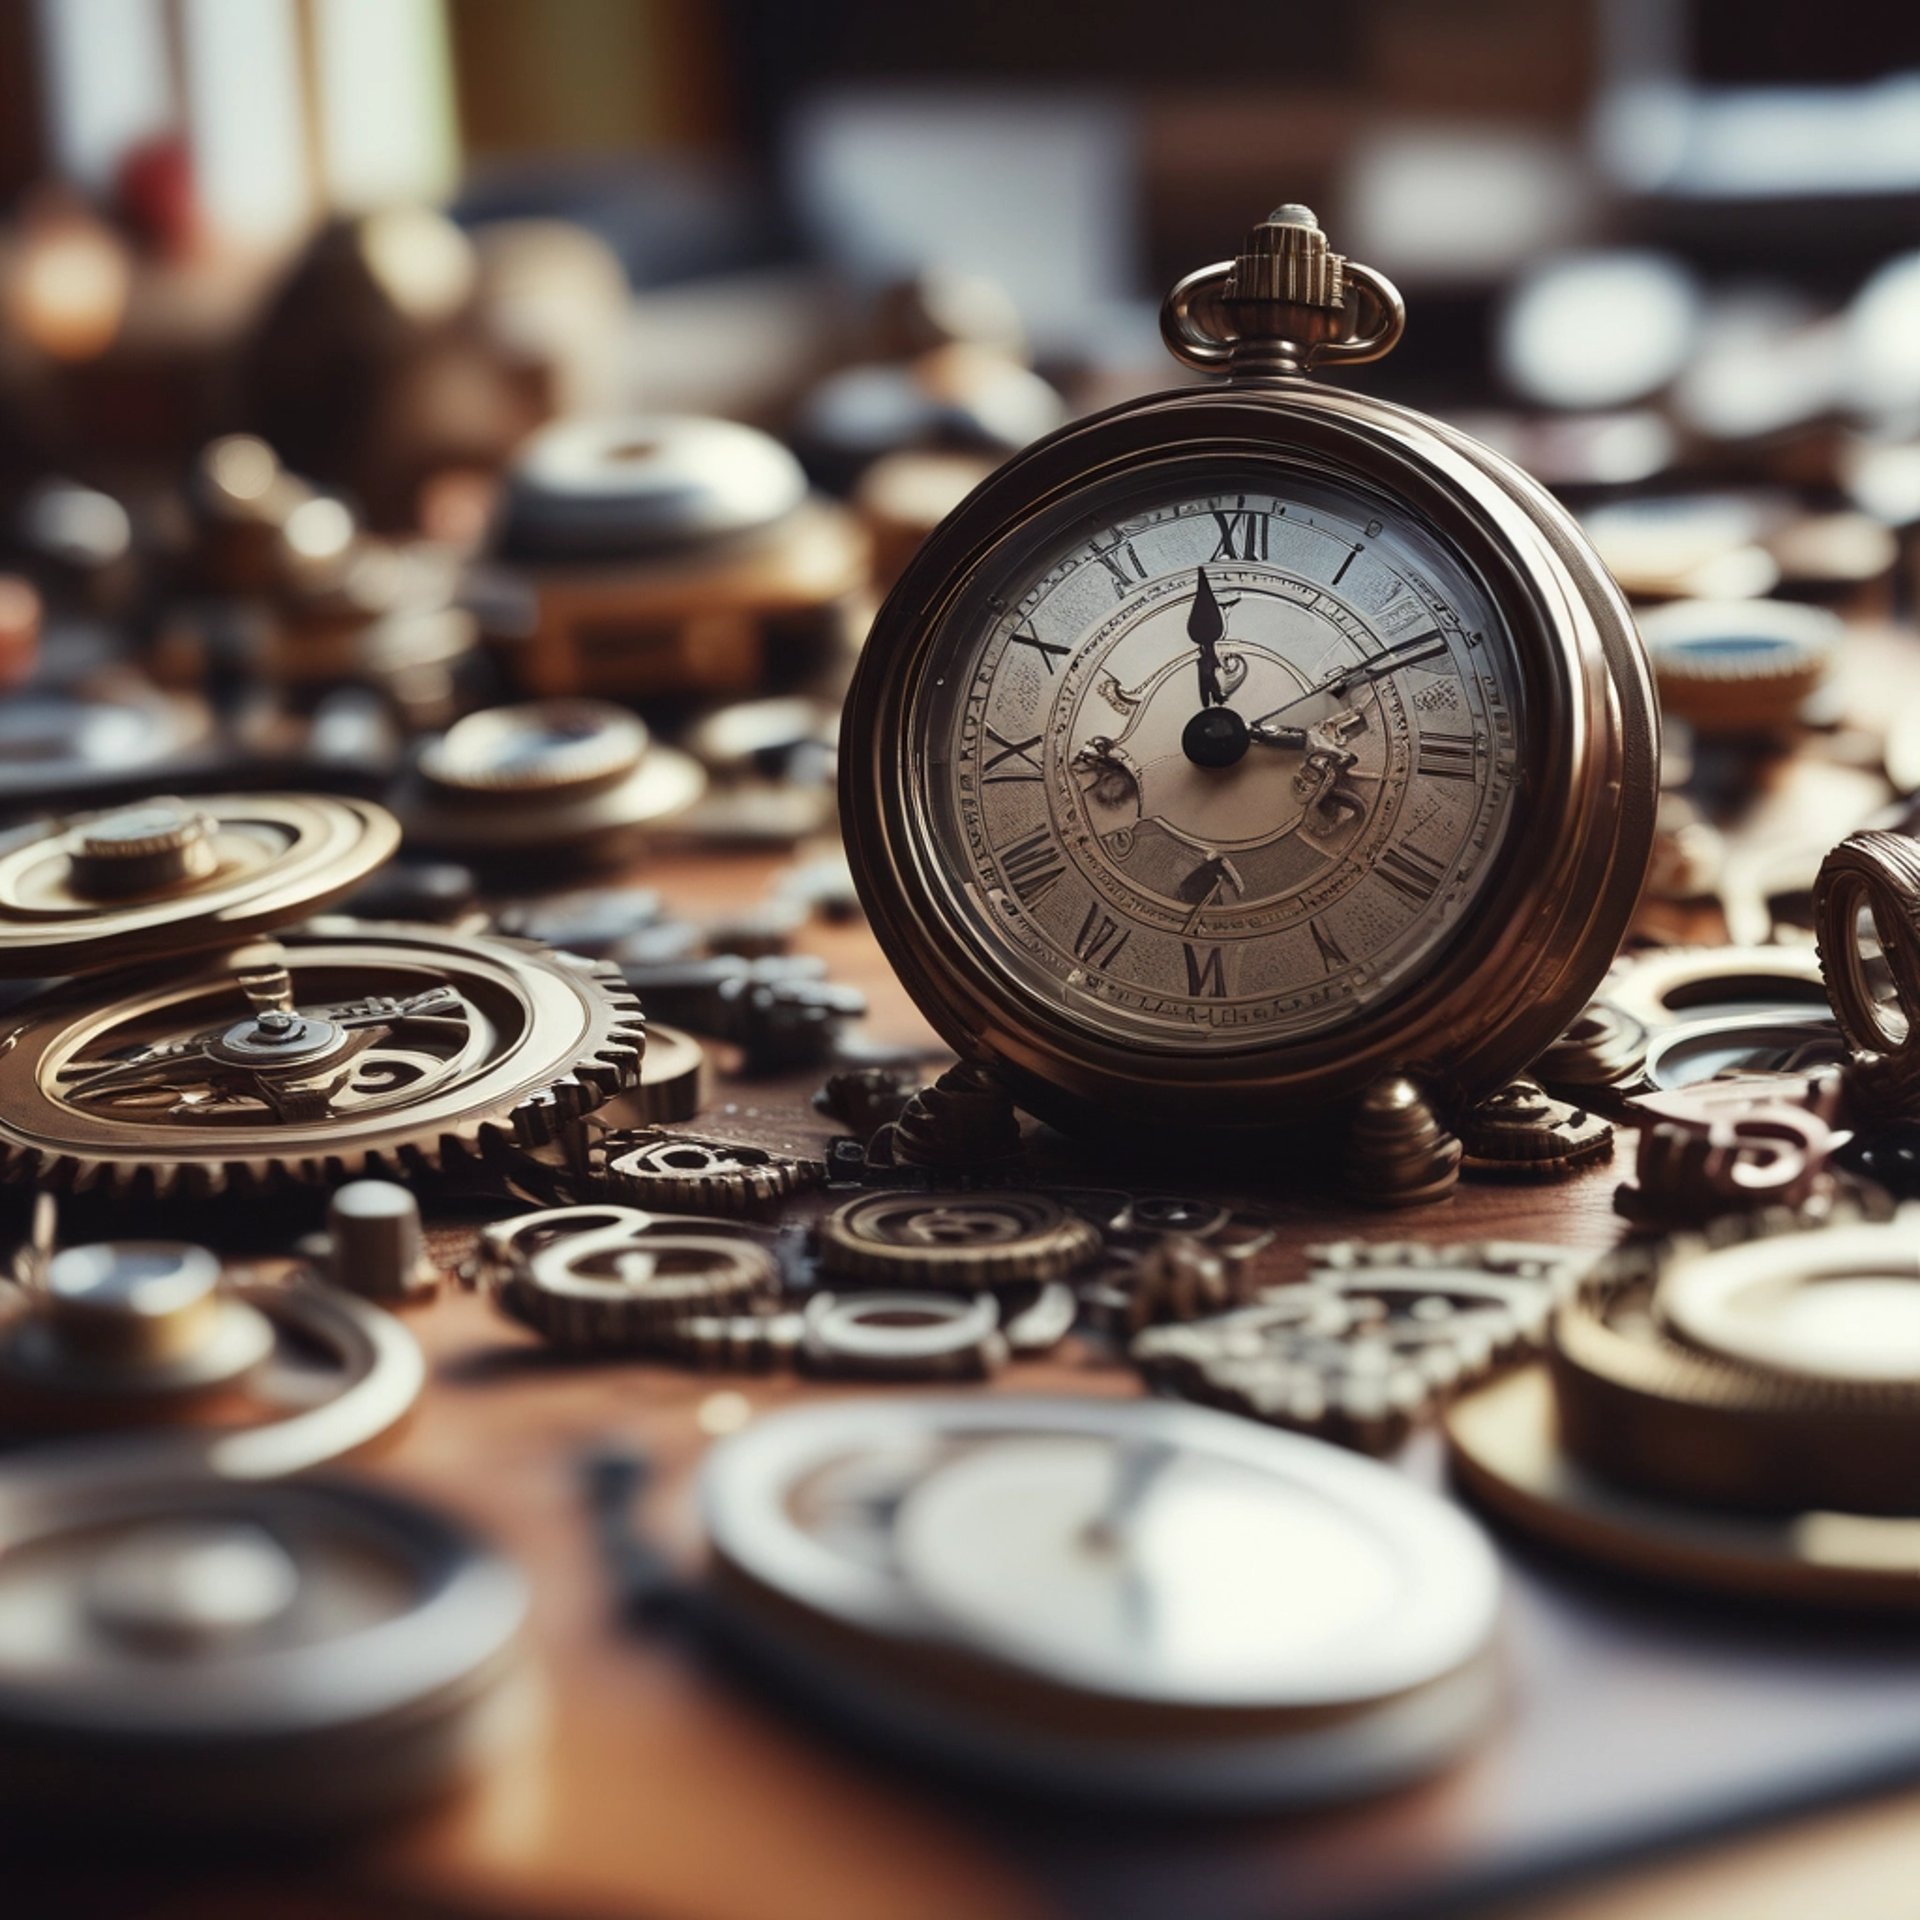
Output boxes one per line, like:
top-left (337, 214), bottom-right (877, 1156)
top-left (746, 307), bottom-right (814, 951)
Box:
top-left (16, 838), bottom-right (1920, 1920)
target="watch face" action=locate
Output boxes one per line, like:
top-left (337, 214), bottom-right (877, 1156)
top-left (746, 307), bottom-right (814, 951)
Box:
top-left (908, 462), bottom-right (1527, 1055)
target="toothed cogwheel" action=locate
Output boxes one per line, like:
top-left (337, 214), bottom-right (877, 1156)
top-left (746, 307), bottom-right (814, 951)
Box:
top-left (0, 922), bottom-right (645, 1196)
top-left (586, 1128), bottom-right (824, 1217)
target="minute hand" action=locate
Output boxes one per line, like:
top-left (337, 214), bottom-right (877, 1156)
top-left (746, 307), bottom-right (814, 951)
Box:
top-left (1247, 631), bottom-right (1449, 738)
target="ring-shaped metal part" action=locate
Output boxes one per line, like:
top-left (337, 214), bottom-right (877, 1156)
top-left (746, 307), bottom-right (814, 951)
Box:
top-left (1814, 831), bottom-right (1920, 1060)
top-left (0, 797), bottom-right (400, 978)
top-left (803, 1290), bottom-right (1002, 1363)
top-left (1159, 261), bottom-right (1407, 376)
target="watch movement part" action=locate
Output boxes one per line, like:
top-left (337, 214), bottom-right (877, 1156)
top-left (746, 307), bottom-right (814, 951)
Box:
top-left (586, 1129), bottom-right (823, 1218)
top-left (699, 1394), bottom-right (1500, 1809)
top-left (1447, 1367), bottom-right (1920, 1613)
top-left (1456, 1078), bottom-right (1613, 1181)
top-left (1549, 1210), bottom-right (1920, 1516)
top-left (816, 1192), bottom-right (1101, 1289)
top-left (486, 1205), bottom-right (780, 1350)
top-left (799, 1291), bottom-right (1007, 1382)
top-left (0, 795), bottom-right (401, 978)
top-left (0, 1469), bottom-right (526, 1830)
top-left (1813, 830), bottom-right (1920, 1063)
top-left (1636, 598), bottom-right (1837, 737)
top-left (0, 923), bottom-right (646, 1195)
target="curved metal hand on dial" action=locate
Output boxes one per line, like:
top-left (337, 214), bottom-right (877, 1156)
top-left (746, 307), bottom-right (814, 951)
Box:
top-left (1189, 567), bottom-right (1228, 708)
top-left (1246, 630), bottom-right (1449, 744)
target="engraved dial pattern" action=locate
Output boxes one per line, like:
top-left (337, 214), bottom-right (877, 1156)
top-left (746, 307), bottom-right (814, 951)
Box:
top-left (920, 474), bottom-right (1523, 1053)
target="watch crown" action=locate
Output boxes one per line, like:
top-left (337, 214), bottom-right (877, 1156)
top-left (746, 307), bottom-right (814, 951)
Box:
top-left (1228, 206), bottom-right (1346, 312)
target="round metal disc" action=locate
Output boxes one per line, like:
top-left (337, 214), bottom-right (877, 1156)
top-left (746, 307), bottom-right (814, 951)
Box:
top-left (1658, 1222), bottom-right (1920, 1384)
top-left (1448, 1367), bottom-right (1920, 1611)
top-left (0, 796), bottom-right (400, 978)
top-left (0, 1470), bottom-right (526, 1828)
top-left (701, 1395), bottom-right (1501, 1807)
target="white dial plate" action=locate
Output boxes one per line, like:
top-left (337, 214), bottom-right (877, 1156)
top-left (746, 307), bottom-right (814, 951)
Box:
top-left (917, 471), bottom-right (1525, 1052)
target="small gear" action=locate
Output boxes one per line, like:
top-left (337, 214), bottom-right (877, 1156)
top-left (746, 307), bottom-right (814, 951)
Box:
top-left (1457, 1078), bottom-right (1613, 1181)
top-left (1550, 1198), bottom-right (1911, 1515)
top-left (0, 794), bottom-right (399, 977)
top-left (483, 1204), bottom-right (780, 1350)
top-left (0, 922), bottom-right (645, 1195)
top-left (1532, 999), bottom-right (1649, 1114)
top-left (1814, 831), bottom-right (1920, 1065)
top-left (586, 1128), bottom-right (823, 1217)
top-left (404, 700), bottom-right (705, 869)
top-left (1133, 1267), bottom-right (1540, 1457)
top-left (816, 1191), bottom-right (1100, 1288)
top-left (799, 1291), bottom-right (1006, 1381)
top-left (1636, 598), bottom-right (1837, 736)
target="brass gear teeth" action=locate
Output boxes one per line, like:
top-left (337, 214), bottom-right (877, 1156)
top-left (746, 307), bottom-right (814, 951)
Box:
top-left (0, 925), bottom-right (647, 1198)
top-left (585, 1128), bottom-right (823, 1218)
top-left (815, 1192), bottom-right (1102, 1289)
top-left (1552, 1195), bottom-right (1917, 1515)
top-left (502, 948), bottom-right (649, 1149)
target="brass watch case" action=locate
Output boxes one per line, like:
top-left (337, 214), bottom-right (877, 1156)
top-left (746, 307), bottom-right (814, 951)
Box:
top-left (840, 382), bottom-right (1659, 1135)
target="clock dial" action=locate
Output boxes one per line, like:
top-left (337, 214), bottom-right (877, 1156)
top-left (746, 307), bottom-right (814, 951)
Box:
top-left (914, 469), bottom-right (1525, 1053)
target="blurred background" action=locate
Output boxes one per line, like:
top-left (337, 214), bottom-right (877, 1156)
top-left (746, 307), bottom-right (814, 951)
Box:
top-left (6, 0), bottom-right (1920, 877)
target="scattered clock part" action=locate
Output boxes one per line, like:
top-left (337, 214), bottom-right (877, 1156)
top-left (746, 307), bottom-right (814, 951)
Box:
top-left (699, 1395), bottom-right (1502, 1808)
top-left (1456, 1078), bottom-right (1613, 1181)
top-left (1618, 1078), bottom-right (1854, 1227)
top-left (1304, 1237), bottom-right (1594, 1300)
top-left (1527, 998), bottom-right (1651, 1110)
top-left (1084, 1233), bottom-right (1245, 1334)
top-left (1813, 830), bottom-right (1920, 1069)
top-left (1133, 1261), bottom-right (1546, 1457)
top-left (0, 1468), bottom-right (527, 1830)
top-left (297, 1180), bottom-right (442, 1304)
top-left (0, 1242), bottom-right (425, 1476)
top-left (585, 1128), bottom-right (824, 1218)
top-left (0, 794), bottom-right (400, 976)
top-left (0, 1240), bottom-right (275, 1416)
top-left (678, 695), bottom-right (839, 845)
top-left (1636, 598), bottom-right (1838, 736)
top-left (815, 1192), bottom-right (1102, 1289)
top-left (0, 923), bottom-right (646, 1195)
top-left (799, 1292), bottom-right (1008, 1382)
top-left (1447, 1366), bottom-right (1920, 1613)
top-left (482, 414), bottom-right (870, 702)
top-left (814, 1063), bottom-right (921, 1137)
top-left (1547, 1207), bottom-right (1920, 1520)
top-left (1632, 1012), bottom-right (1848, 1107)
top-left (402, 700), bottom-right (704, 869)
top-left (482, 1204), bottom-right (781, 1351)
top-left (1602, 943), bottom-right (1833, 1034)
top-left (866, 1059), bottom-right (1023, 1171)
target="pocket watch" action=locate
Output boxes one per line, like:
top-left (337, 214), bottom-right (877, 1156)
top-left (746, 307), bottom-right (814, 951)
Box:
top-left (841, 205), bottom-right (1658, 1137)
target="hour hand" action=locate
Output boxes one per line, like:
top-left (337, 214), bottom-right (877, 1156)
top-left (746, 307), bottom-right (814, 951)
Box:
top-left (1247, 720), bottom-right (1309, 749)
top-left (1188, 567), bottom-right (1227, 708)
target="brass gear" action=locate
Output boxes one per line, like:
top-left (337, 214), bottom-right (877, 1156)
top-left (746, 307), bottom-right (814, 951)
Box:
top-left (586, 1128), bottom-right (823, 1217)
top-left (0, 922), bottom-right (645, 1196)
top-left (0, 795), bottom-right (399, 978)
top-left (815, 1192), bottom-right (1101, 1288)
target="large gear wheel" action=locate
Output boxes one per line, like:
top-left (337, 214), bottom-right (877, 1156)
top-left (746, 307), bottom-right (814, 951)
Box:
top-left (0, 921), bottom-right (645, 1196)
